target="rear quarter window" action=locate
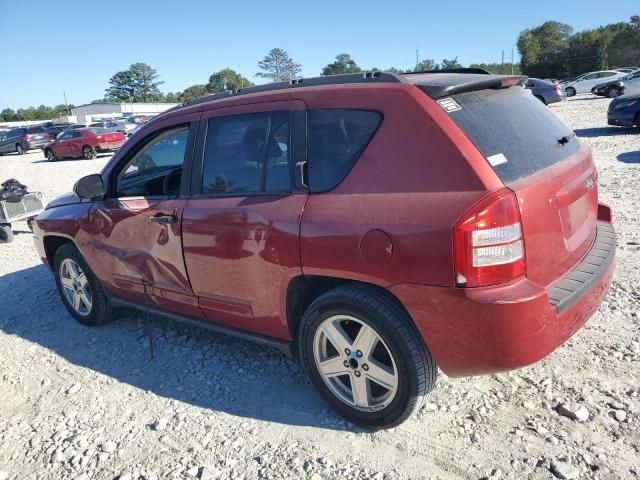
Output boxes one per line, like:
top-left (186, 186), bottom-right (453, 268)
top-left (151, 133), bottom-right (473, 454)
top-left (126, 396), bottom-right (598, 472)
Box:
top-left (442, 87), bottom-right (580, 183)
top-left (308, 109), bottom-right (382, 192)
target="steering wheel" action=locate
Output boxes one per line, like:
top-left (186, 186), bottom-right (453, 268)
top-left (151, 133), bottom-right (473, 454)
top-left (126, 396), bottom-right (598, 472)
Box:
top-left (163, 167), bottom-right (182, 197)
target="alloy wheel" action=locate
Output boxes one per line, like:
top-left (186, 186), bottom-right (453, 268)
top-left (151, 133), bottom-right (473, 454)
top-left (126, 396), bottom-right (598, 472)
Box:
top-left (59, 258), bottom-right (92, 316)
top-left (313, 315), bottom-right (398, 412)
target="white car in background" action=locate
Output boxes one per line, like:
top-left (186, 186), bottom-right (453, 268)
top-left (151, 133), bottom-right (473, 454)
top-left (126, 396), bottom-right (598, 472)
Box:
top-left (564, 70), bottom-right (627, 97)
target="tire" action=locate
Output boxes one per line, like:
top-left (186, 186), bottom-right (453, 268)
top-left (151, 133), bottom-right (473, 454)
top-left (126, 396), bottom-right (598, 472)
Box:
top-left (0, 224), bottom-right (14, 243)
top-left (53, 243), bottom-right (114, 326)
top-left (607, 87), bottom-right (621, 98)
top-left (16, 144), bottom-right (24, 155)
top-left (635, 113), bottom-right (640, 131)
top-left (82, 145), bottom-right (96, 160)
top-left (45, 148), bottom-right (57, 162)
top-left (534, 95), bottom-right (546, 105)
top-left (565, 87), bottom-right (576, 97)
top-left (299, 284), bottom-right (436, 428)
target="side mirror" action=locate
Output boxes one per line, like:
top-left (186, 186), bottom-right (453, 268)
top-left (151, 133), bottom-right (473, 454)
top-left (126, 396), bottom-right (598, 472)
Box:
top-left (74, 174), bottom-right (105, 199)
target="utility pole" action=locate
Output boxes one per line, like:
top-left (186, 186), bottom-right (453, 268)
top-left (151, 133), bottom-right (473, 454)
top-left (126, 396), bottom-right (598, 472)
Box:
top-left (511, 49), bottom-right (514, 75)
top-left (63, 91), bottom-right (70, 115)
top-left (416, 48), bottom-right (419, 69)
top-left (501, 50), bottom-right (505, 73)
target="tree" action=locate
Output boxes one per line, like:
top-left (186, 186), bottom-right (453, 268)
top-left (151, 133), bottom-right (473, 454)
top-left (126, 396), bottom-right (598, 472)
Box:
top-left (518, 21), bottom-right (573, 77)
top-left (1, 108), bottom-right (16, 121)
top-left (178, 84), bottom-right (209, 102)
top-left (163, 92), bottom-right (179, 103)
top-left (105, 63), bottom-right (164, 102)
top-left (256, 48), bottom-right (301, 82)
top-left (321, 54), bottom-right (362, 75)
top-left (439, 58), bottom-right (463, 70)
top-left (207, 68), bottom-right (254, 92)
top-left (469, 62), bottom-right (522, 75)
top-left (631, 15), bottom-right (640, 29)
top-left (415, 59), bottom-right (436, 71)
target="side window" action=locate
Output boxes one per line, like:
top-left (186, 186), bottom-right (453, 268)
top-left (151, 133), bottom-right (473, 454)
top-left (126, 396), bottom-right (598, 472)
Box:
top-left (202, 111), bottom-right (291, 194)
top-left (116, 127), bottom-right (189, 198)
top-left (307, 109), bottom-right (382, 192)
top-left (71, 131), bottom-right (83, 139)
top-left (583, 73), bottom-right (598, 80)
top-left (600, 72), bottom-right (615, 78)
top-left (59, 132), bottom-right (73, 140)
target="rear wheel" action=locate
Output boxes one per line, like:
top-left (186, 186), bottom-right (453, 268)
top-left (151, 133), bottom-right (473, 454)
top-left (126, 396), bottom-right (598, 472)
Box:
top-left (0, 224), bottom-right (13, 243)
top-left (82, 145), bottom-right (96, 160)
top-left (607, 86), bottom-right (621, 98)
top-left (15, 144), bottom-right (24, 155)
top-left (635, 112), bottom-right (640, 131)
top-left (565, 87), bottom-right (576, 97)
top-left (53, 243), bottom-right (114, 326)
top-left (299, 284), bottom-right (437, 428)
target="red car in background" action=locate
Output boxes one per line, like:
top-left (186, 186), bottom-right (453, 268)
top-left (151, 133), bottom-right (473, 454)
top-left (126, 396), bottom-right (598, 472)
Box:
top-left (44, 128), bottom-right (125, 162)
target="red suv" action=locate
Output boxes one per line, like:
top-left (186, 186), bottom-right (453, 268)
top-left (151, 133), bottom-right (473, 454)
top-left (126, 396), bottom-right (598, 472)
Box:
top-left (33, 71), bottom-right (615, 428)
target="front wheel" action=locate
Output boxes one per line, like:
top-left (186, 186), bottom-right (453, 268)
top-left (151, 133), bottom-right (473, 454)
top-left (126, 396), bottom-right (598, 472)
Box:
top-left (53, 243), bottom-right (114, 326)
top-left (45, 149), bottom-right (57, 162)
top-left (299, 285), bottom-right (437, 428)
top-left (16, 144), bottom-right (24, 155)
top-left (565, 87), bottom-right (576, 97)
top-left (82, 145), bottom-right (96, 160)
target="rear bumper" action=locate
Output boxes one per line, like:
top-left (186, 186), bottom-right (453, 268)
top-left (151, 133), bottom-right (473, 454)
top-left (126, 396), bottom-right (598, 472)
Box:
top-left (25, 140), bottom-right (49, 150)
top-left (391, 213), bottom-right (615, 377)
top-left (96, 142), bottom-right (123, 152)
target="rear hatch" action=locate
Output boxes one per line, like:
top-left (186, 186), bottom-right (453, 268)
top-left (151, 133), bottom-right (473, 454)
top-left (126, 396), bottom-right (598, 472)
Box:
top-left (100, 132), bottom-right (123, 142)
top-left (437, 85), bottom-right (597, 287)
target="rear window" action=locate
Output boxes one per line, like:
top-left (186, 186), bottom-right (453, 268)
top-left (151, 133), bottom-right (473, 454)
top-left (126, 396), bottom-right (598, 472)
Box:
top-left (26, 126), bottom-right (45, 133)
top-left (441, 86), bottom-right (580, 183)
top-left (308, 109), bottom-right (382, 192)
top-left (88, 127), bottom-right (109, 135)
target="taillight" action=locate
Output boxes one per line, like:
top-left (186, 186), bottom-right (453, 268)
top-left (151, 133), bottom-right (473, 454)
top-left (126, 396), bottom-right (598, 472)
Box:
top-left (23, 135), bottom-right (31, 141)
top-left (453, 188), bottom-right (526, 287)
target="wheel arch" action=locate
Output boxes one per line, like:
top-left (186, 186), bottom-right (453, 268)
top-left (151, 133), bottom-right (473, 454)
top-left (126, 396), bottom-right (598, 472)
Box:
top-left (286, 275), bottom-right (417, 350)
top-left (43, 235), bottom-right (74, 268)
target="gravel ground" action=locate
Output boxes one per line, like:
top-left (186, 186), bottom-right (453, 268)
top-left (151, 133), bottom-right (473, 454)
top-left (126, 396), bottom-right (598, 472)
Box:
top-left (0, 97), bottom-right (638, 480)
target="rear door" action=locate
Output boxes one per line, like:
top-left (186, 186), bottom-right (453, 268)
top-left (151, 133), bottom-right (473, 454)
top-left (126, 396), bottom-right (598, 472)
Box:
top-left (182, 100), bottom-right (307, 339)
top-left (441, 86), bottom-right (597, 287)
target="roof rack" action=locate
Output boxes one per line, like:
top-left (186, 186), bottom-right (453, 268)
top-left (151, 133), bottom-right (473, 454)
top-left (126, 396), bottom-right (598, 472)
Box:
top-left (156, 68), bottom-right (508, 118)
top-left (184, 71), bottom-right (405, 108)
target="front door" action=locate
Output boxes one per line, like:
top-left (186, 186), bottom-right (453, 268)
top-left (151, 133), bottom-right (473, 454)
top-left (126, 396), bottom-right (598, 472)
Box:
top-left (54, 132), bottom-right (74, 156)
top-left (182, 101), bottom-right (308, 339)
top-left (89, 117), bottom-right (203, 318)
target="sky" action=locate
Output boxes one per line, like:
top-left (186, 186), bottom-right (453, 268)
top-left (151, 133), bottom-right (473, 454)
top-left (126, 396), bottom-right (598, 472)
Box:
top-left (1, 0), bottom-right (638, 109)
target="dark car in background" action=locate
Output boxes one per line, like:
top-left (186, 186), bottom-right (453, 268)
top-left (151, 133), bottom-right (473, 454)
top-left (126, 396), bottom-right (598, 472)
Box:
top-left (592, 70), bottom-right (640, 98)
top-left (607, 90), bottom-right (640, 130)
top-left (524, 78), bottom-right (564, 105)
top-left (0, 125), bottom-right (50, 155)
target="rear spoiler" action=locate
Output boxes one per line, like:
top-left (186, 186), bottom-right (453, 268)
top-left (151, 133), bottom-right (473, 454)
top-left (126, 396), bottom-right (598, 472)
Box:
top-left (412, 75), bottom-right (529, 99)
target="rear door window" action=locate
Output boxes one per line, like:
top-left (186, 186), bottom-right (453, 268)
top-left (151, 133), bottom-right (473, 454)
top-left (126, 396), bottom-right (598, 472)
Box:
top-left (307, 109), bottom-right (382, 192)
top-left (438, 86), bottom-right (580, 183)
top-left (201, 111), bottom-right (291, 195)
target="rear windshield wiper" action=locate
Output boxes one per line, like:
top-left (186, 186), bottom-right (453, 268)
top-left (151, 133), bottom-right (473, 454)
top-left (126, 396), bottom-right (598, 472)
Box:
top-left (557, 132), bottom-right (576, 145)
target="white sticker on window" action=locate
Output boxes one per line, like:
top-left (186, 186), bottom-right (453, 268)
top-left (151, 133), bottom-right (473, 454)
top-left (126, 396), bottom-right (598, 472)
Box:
top-left (436, 97), bottom-right (461, 112)
top-left (487, 153), bottom-right (508, 167)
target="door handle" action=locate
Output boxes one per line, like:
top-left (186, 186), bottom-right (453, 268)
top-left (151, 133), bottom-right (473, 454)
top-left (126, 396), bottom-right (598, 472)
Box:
top-left (149, 214), bottom-right (176, 225)
top-left (296, 161), bottom-right (308, 189)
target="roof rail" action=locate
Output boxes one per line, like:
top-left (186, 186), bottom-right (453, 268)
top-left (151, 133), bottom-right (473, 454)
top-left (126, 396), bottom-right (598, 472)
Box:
top-left (404, 67), bottom-right (492, 75)
top-left (183, 71), bottom-right (406, 108)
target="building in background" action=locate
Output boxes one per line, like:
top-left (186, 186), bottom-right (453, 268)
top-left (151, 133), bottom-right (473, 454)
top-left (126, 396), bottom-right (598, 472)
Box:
top-left (69, 102), bottom-right (179, 124)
